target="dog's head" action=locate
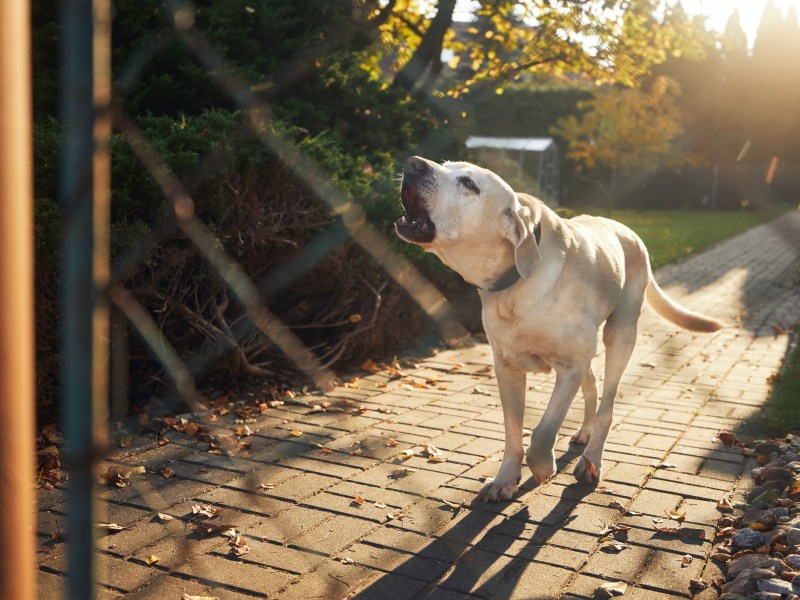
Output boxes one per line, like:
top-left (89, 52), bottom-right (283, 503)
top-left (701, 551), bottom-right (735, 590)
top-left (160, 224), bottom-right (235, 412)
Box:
top-left (395, 156), bottom-right (541, 279)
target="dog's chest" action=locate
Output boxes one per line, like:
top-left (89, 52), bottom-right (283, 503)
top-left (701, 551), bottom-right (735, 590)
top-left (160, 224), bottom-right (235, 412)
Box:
top-left (481, 292), bottom-right (598, 370)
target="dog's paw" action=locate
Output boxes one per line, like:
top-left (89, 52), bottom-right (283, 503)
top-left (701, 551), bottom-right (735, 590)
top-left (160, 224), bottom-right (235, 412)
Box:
top-left (477, 476), bottom-right (519, 503)
top-left (573, 455), bottom-right (602, 485)
top-left (525, 449), bottom-right (556, 484)
top-left (570, 428), bottom-right (591, 445)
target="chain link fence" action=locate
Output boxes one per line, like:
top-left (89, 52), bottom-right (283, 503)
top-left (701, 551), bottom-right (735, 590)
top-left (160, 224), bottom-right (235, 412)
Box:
top-left (51, 1), bottom-right (473, 597)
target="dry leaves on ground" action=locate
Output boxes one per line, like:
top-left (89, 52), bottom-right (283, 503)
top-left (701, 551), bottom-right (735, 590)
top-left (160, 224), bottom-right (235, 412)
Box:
top-left (99, 465), bottom-right (145, 488)
top-left (390, 467), bottom-right (416, 478)
top-left (191, 503), bottom-right (224, 518)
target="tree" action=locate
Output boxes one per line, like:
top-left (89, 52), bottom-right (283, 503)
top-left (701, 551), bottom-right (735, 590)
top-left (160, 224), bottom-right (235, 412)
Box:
top-left (551, 76), bottom-right (688, 211)
top-left (747, 1), bottom-right (800, 163)
top-left (384, 0), bottom-right (710, 97)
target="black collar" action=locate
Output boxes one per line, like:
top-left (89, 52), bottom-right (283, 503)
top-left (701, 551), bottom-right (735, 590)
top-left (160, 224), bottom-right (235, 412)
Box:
top-left (486, 220), bottom-right (542, 293)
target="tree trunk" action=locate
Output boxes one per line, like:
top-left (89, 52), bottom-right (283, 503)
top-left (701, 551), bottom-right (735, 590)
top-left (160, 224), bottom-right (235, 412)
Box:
top-left (393, 0), bottom-right (457, 93)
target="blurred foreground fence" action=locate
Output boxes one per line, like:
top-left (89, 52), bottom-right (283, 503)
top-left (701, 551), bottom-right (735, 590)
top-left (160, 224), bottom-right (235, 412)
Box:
top-left (0, 2), bottom-right (36, 599)
top-left (17, 1), bottom-right (470, 598)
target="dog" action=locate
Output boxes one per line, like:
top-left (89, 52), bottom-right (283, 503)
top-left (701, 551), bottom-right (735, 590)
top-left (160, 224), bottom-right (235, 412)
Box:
top-left (395, 156), bottom-right (724, 502)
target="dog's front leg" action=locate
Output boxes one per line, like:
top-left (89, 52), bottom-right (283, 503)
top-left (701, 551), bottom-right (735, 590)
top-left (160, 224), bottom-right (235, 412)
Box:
top-left (477, 359), bottom-right (525, 503)
top-left (527, 365), bottom-right (586, 483)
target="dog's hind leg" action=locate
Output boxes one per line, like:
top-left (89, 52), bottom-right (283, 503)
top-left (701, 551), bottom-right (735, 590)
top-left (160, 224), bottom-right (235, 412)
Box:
top-left (574, 305), bottom-right (641, 484)
top-left (478, 359), bottom-right (526, 502)
top-left (570, 365), bottom-right (598, 445)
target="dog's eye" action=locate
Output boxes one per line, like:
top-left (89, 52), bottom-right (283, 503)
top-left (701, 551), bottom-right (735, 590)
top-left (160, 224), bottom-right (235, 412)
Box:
top-left (458, 176), bottom-right (480, 194)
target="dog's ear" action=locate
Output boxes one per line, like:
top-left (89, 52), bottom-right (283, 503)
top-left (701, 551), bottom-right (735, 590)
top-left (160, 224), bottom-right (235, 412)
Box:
top-left (503, 199), bottom-right (541, 278)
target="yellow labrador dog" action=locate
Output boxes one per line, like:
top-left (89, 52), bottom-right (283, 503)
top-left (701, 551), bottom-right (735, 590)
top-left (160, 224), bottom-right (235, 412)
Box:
top-left (395, 156), bottom-right (724, 502)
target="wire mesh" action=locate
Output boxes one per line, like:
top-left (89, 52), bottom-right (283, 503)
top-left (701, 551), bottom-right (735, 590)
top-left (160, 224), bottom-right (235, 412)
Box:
top-left (55, 2), bottom-right (473, 598)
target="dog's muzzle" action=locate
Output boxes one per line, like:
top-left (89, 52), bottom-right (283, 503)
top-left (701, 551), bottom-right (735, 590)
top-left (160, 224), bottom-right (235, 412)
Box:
top-left (395, 156), bottom-right (436, 244)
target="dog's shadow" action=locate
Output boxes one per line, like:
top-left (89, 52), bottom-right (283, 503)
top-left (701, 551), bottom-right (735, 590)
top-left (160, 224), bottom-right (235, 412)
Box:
top-left (356, 469), bottom-right (593, 600)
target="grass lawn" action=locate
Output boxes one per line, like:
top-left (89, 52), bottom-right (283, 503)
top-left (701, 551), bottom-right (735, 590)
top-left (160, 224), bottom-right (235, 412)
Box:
top-left (582, 207), bottom-right (790, 270)
top-left (582, 206), bottom-right (798, 436)
top-left (761, 341), bottom-right (800, 435)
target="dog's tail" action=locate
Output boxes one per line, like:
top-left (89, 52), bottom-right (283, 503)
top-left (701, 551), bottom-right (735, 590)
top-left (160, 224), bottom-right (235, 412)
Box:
top-left (645, 276), bottom-right (726, 333)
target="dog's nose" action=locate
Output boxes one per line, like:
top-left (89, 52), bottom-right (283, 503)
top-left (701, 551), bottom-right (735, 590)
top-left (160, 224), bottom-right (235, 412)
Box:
top-left (405, 156), bottom-right (428, 175)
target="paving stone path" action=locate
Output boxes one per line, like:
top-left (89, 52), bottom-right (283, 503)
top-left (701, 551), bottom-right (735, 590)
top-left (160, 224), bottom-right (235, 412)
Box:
top-left (36, 211), bottom-right (800, 599)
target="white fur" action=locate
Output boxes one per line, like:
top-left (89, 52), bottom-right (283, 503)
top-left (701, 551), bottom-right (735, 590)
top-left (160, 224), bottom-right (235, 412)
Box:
top-left (399, 157), bottom-right (724, 502)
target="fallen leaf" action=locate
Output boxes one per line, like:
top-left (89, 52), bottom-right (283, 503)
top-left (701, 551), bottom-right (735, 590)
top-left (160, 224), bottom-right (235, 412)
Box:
top-left (155, 513), bottom-right (174, 522)
top-left (390, 467), bottom-right (416, 478)
top-left (667, 509), bottom-right (686, 523)
top-left (338, 556), bottom-right (354, 564)
top-left (190, 521), bottom-right (232, 536)
top-left (716, 496), bottom-right (733, 511)
top-left (374, 502), bottom-right (387, 509)
top-left (609, 500), bottom-right (626, 512)
top-left (639, 361), bottom-right (656, 368)
top-left (441, 498), bottom-right (462, 509)
top-left (718, 431), bottom-right (737, 446)
top-left (182, 595), bottom-right (220, 600)
top-left (234, 425), bottom-right (253, 437)
top-left (601, 542), bottom-right (630, 553)
top-left (689, 579), bottom-right (709, 592)
top-left (384, 438), bottom-right (399, 447)
top-left (191, 503), bottom-right (223, 518)
top-left (398, 450), bottom-right (414, 461)
top-left (159, 466), bottom-right (176, 479)
top-left (95, 523), bottom-right (125, 532)
top-left (352, 495), bottom-right (365, 506)
top-left (385, 511), bottom-right (406, 521)
top-left (229, 543), bottom-right (250, 557)
top-left (183, 421), bottom-right (199, 436)
top-left (472, 386), bottom-right (492, 396)
top-left (289, 430), bottom-right (303, 437)
top-left (145, 554), bottom-right (160, 565)
top-left (259, 483), bottom-right (275, 490)
top-left (681, 554), bottom-right (692, 567)
top-left (423, 445), bottom-right (444, 459)
top-left (595, 581), bottom-right (627, 598)
top-left (715, 526), bottom-right (737, 537)
top-left (654, 462), bottom-right (676, 470)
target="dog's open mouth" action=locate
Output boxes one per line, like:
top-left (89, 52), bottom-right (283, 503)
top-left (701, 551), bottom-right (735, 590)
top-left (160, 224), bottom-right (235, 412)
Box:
top-left (395, 182), bottom-right (435, 244)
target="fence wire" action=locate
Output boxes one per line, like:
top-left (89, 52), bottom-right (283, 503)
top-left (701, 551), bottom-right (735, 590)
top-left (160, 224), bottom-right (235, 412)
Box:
top-left (56, 2), bottom-right (473, 598)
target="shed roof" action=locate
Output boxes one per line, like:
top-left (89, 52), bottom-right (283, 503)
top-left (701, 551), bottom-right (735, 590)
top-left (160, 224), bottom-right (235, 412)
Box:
top-left (465, 136), bottom-right (555, 152)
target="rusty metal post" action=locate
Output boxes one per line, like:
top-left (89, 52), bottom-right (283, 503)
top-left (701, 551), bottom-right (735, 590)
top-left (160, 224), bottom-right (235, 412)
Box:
top-left (60, 0), bottom-right (111, 597)
top-left (0, 2), bottom-right (36, 599)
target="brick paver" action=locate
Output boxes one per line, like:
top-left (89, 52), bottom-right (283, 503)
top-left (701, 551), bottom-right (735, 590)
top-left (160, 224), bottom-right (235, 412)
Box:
top-left (36, 211), bottom-right (800, 598)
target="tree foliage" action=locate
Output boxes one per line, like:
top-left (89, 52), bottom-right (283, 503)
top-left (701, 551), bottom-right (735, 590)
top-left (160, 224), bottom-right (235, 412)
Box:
top-left (381, 0), bottom-right (710, 97)
top-left (551, 77), bottom-right (686, 189)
